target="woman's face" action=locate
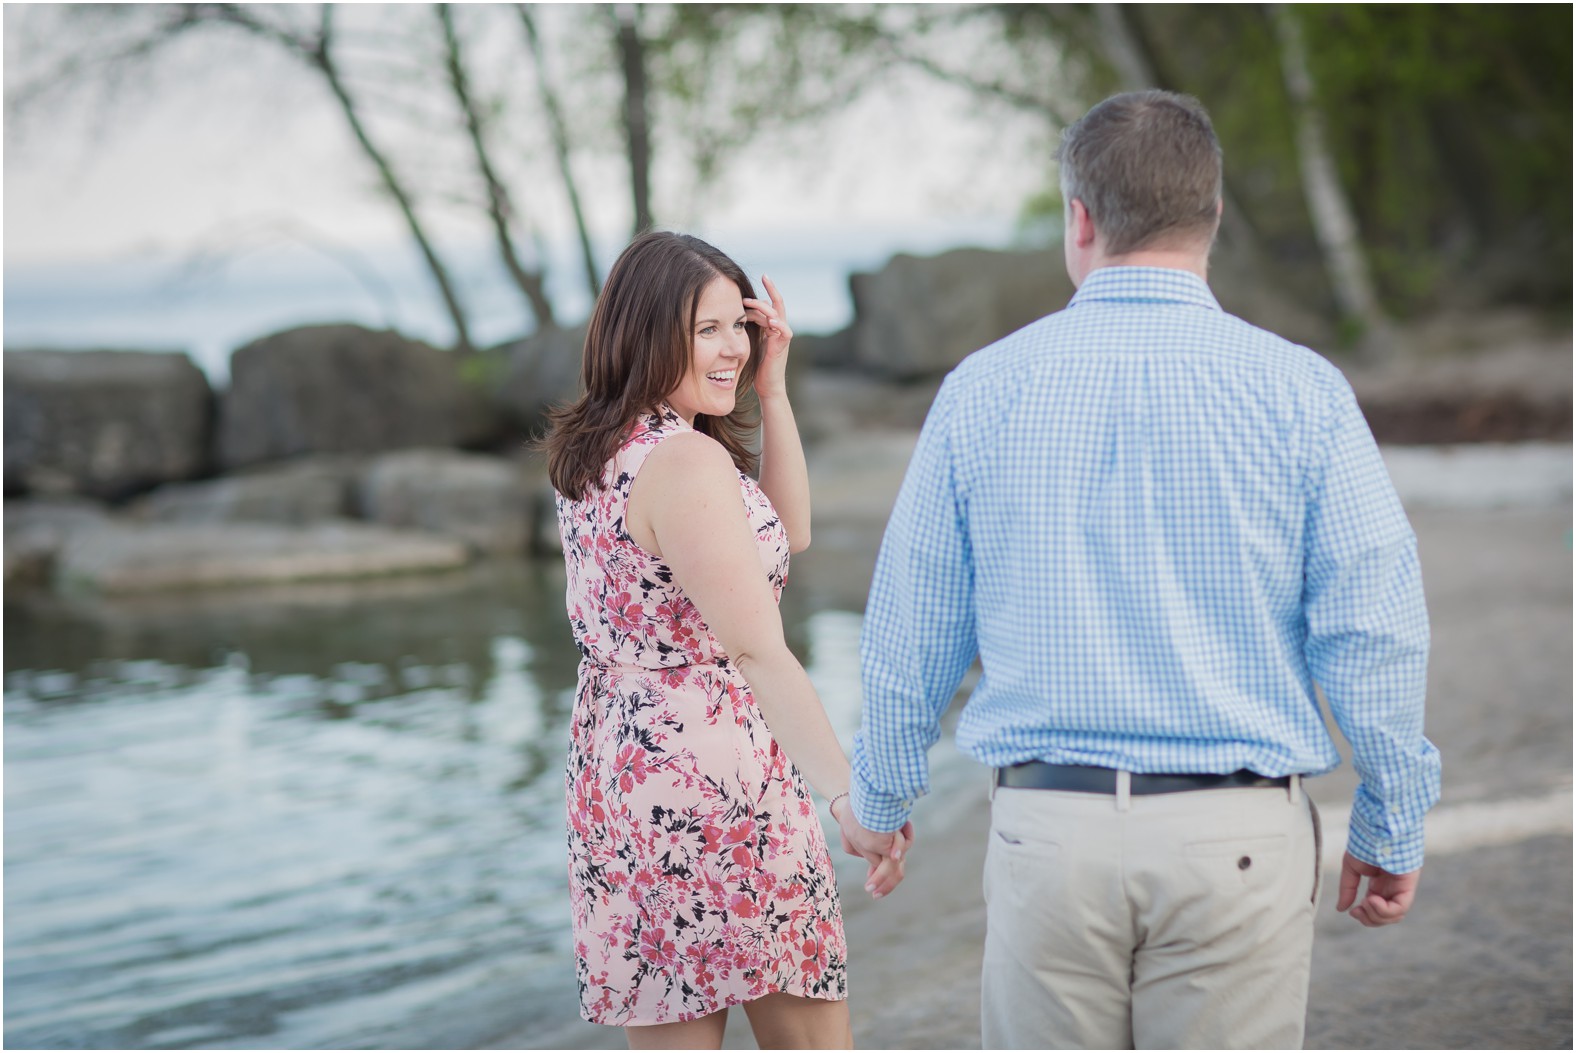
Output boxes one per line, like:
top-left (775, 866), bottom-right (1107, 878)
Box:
top-left (665, 275), bottom-right (750, 425)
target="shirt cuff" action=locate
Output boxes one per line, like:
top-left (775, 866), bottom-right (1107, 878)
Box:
top-left (1345, 805), bottom-right (1426, 874)
top-left (849, 773), bottom-right (913, 833)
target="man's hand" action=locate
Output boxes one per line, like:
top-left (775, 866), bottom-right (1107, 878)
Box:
top-left (833, 800), bottom-right (915, 899)
top-left (1336, 851), bottom-right (1421, 926)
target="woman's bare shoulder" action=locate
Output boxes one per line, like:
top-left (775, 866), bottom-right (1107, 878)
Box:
top-left (640, 429), bottom-right (738, 487)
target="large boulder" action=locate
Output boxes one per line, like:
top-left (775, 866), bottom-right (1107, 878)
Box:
top-left (130, 456), bottom-right (361, 524)
top-left (356, 449), bottom-right (534, 557)
top-left (848, 248), bottom-right (1075, 379)
top-left (495, 324), bottom-right (586, 430)
top-left (3, 497), bottom-right (111, 590)
top-left (53, 520), bottom-right (470, 594)
top-left (4, 350), bottom-right (213, 499)
top-left (218, 325), bottom-right (476, 470)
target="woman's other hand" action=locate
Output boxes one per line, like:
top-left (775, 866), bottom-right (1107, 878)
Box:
top-left (744, 275), bottom-right (793, 401)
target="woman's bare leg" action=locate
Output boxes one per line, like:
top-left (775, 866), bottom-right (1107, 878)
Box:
top-left (625, 1008), bottom-right (728, 1050)
top-left (742, 993), bottom-right (853, 1049)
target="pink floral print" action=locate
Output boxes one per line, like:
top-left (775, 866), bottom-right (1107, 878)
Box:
top-left (556, 406), bottom-right (847, 1026)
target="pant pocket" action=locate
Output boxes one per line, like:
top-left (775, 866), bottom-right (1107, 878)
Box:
top-left (1181, 834), bottom-right (1291, 893)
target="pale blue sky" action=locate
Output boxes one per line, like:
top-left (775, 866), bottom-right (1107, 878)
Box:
top-left (4, 5), bottom-right (1054, 268)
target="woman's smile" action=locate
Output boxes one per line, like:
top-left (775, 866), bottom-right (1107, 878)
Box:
top-left (667, 275), bottom-right (750, 424)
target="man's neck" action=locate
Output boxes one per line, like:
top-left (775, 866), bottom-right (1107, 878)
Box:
top-left (1094, 246), bottom-right (1211, 283)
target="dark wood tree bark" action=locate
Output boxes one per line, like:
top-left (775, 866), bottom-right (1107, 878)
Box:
top-left (614, 4), bottom-right (653, 237)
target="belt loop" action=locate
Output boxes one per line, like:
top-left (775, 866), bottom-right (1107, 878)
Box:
top-left (989, 768), bottom-right (999, 802)
top-left (1288, 773), bottom-right (1302, 804)
top-left (1115, 770), bottom-right (1132, 812)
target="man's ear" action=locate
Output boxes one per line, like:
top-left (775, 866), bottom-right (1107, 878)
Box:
top-left (1068, 198), bottom-right (1098, 248)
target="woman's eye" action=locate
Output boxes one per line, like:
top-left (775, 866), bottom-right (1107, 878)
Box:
top-left (698, 325), bottom-right (717, 336)
top-left (733, 321), bottom-right (747, 331)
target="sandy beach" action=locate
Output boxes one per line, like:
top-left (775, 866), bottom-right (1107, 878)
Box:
top-left (509, 432), bottom-right (1572, 1051)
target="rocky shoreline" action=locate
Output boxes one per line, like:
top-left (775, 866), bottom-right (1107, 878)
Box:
top-left (6, 246), bottom-right (1571, 597)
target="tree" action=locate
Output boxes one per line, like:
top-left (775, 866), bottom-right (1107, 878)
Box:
top-left (516, 3), bottom-right (600, 303)
top-left (1268, 3), bottom-right (1391, 351)
top-left (612, 4), bottom-right (653, 238)
top-left (196, 3), bottom-right (479, 354)
top-left (436, 3), bottom-right (555, 330)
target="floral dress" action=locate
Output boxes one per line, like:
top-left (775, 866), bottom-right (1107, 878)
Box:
top-left (556, 406), bottom-right (847, 1026)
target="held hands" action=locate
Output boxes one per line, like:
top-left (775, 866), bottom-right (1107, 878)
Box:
top-left (831, 796), bottom-right (915, 900)
top-left (744, 275), bottom-right (793, 401)
top-left (1336, 850), bottom-right (1421, 926)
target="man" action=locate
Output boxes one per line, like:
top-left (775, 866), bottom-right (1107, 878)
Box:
top-left (840, 91), bottom-right (1440, 1049)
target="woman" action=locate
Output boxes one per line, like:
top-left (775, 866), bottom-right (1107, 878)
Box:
top-left (542, 231), bottom-right (909, 1049)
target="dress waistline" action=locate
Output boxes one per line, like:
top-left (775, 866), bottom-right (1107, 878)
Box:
top-left (581, 658), bottom-right (728, 677)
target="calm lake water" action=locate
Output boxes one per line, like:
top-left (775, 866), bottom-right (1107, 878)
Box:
top-left (3, 553), bottom-right (884, 1049)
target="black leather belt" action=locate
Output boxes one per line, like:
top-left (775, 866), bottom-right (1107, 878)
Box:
top-left (996, 762), bottom-right (1290, 795)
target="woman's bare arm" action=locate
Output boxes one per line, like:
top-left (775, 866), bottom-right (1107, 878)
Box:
top-left (630, 431), bottom-right (908, 896)
top-left (746, 275), bottom-right (811, 553)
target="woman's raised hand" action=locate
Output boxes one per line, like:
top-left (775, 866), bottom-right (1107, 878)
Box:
top-left (744, 274), bottom-right (793, 401)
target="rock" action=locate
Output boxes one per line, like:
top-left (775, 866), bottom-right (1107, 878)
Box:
top-left (4, 349), bottom-right (213, 500)
top-left (848, 248), bottom-right (1075, 379)
top-left (3, 497), bottom-right (111, 591)
top-left (54, 520), bottom-right (470, 594)
top-left (528, 477), bottom-right (562, 558)
top-left (218, 325), bottom-right (474, 470)
top-left (356, 449), bottom-right (534, 557)
top-left (793, 369), bottom-right (944, 442)
top-left (130, 456), bottom-right (361, 525)
top-left (794, 327), bottom-right (858, 371)
top-left (496, 324), bottom-right (586, 431)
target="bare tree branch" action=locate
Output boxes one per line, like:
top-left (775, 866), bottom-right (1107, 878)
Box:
top-left (517, 3), bottom-right (600, 302)
top-left (196, 2), bottom-right (477, 353)
top-left (437, 3), bottom-right (556, 329)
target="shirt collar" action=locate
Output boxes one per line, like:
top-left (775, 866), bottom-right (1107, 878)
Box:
top-left (1068, 266), bottom-right (1221, 312)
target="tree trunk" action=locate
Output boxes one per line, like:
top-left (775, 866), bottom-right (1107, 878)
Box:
top-left (614, 3), bottom-right (653, 237)
top-left (437, 3), bottom-right (556, 330)
top-left (1268, 3), bottom-right (1392, 353)
top-left (203, 3), bottom-right (477, 353)
top-left (517, 3), bottom-right (600, 302)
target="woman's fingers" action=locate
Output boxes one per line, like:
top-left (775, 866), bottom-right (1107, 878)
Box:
top-left (865, 851), bottom-right (905, 899)
top-left (861, 829), bottom-right (911, 899)
top-left (761, 273), bottom-right (786, 315)
top-left (743, 300), bottom-right (791, 340)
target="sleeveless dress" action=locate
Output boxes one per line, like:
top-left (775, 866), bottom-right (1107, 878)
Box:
top-left (556, 406), bottom-right (847, 1026)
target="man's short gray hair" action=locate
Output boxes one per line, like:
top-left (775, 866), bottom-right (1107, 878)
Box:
top-left (1057, 91), bottom-right (1223, 256)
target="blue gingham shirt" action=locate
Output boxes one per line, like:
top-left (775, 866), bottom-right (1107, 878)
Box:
top-left (851, 266), bottom-right (1439, 873)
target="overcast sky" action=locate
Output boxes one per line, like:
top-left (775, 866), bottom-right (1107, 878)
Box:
top-left (4, 5), bottom-right (1054, 269)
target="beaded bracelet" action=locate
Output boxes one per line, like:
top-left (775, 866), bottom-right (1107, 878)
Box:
top-left (827, 791), bottom-right (849, 821)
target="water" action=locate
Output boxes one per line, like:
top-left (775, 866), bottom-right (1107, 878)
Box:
top-left (3, 552), bottom-right (895, 1049)
top-left (3, 218), bottom-right (1027, 382)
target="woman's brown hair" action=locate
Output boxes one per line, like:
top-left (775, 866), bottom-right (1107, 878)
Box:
top-left (540, 231), bottom-right (762, 499)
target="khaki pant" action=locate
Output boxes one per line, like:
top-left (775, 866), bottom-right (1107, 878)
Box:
top-left (981, 776), bottom-right (1321, 1049)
